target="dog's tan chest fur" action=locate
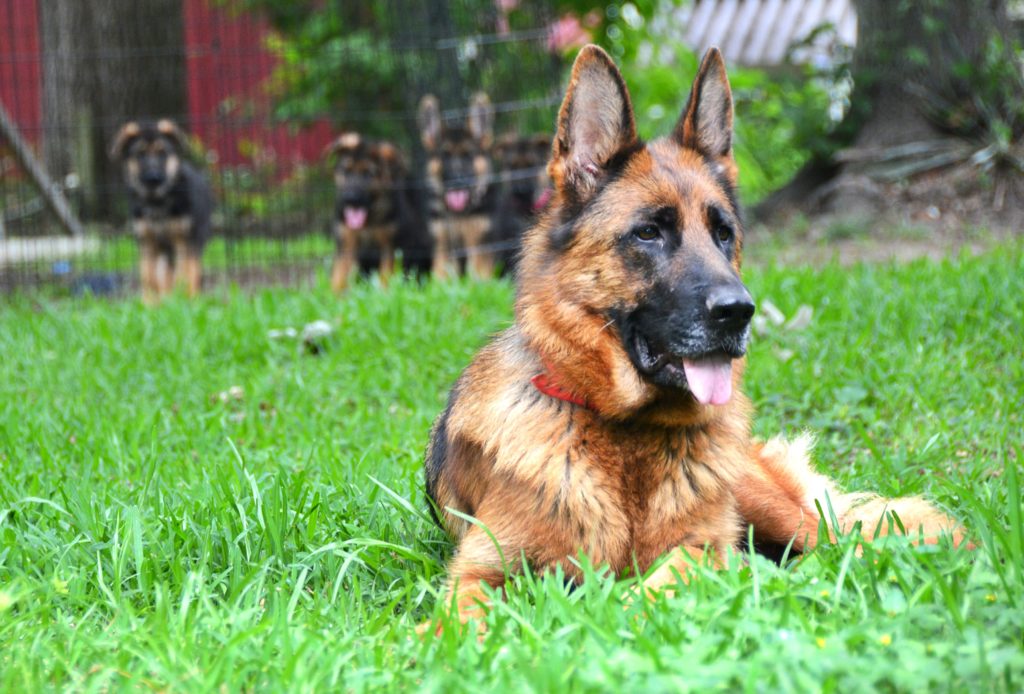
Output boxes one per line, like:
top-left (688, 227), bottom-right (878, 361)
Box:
top-left (435, 328), bottom-right (745, 578)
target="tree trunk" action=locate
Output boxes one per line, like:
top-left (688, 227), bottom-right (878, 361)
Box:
top-left (38, 0), bottom-right (187, 222)
top-left (755, 0), bottom-right (1018, 225)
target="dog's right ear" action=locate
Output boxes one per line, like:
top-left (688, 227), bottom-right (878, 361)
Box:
top-left (110, 121), bottom-right (141, 160)
top-left (417, 95), bottom-right (442, 151)
top-left (551, 44), bottom-right (637, 203)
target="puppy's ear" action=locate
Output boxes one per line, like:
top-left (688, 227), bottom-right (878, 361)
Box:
top-left (673, 48), bottom-right (734, 163)
top-left (467, 92), bottom-right (494, 149)
top-left (110, 121), bottom-right (141, 160)
top-left (375, 141), bottom-right (404, 176)
top-left (156, 119), bottom-right (189, 155)
top-left (417, 95), bottom-right (442, 151)
top-left (324, 132), bottom-right (361, 160)
top-left (551, 44), bottom-right (637, 204)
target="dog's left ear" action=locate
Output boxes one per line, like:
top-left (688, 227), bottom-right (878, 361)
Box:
top-left (375, 141), bottom-right (404, 176)
top-left (156, 119), bottom-right (189, 155)
top-left (324, 132), bottom-right (361, 160)
top-left (467, 93), bottom-right (494, 149)
top-left (109, 121), bottom-right (141, 160)
top-left (673, 48), bottom-right (733, 162)
top-left (552, 44), bottom-right (638, 203)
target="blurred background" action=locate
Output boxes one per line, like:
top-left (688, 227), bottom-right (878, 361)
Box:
top-left (1, 0), bottom-right (1022, 295)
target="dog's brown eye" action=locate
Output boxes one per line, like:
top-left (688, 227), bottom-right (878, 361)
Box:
top-left (634, 224), bottom-right (660, 242)
top-left (716, 225), bottom-right (733, 243)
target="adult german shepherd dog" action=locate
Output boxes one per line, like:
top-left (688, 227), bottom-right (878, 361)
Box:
top-left (111, 119), bottom-right (213, 301)
top-left (417, 92), bottom-right (496, 279)
top-left (325, 132), bottom-right (407, 292)
top-left (424, 46), bottom-right (964, 626)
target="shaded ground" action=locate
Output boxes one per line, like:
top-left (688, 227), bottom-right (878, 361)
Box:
top-left (751, 159), bottom-right (1023, 267)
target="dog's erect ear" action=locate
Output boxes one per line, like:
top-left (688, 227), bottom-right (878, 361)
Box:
top-left (552, 44), bottom-right (637, 201)
top-left (374, 141), bottom-right (404, 176)
top-left (417, 95), bottom-right (442, 151)
top-left (324, 132), bottom-right (361, 160)
top-left (467, 92), bottom-right (494, 149)
top-left (376, 141), bottom-right (399, 162)
top-left (673, 48), bottom-right (733, 160)
top-left (110, 121), bottom-right (141, 160)
top-left (156, 119), bottom-right (189, 154)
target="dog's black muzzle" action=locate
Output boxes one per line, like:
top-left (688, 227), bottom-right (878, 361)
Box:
top-left (141, 168), bottom-right (166, 189)
top-left (617, 274), bottom-right (755, 390)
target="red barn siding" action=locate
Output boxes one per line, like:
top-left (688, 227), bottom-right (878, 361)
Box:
top-left (182, 0), bottom-right (332, 168)
top-left (0, 0), bottom-right (41, 140)
top-left (0, 0), bottom-right (331, 167)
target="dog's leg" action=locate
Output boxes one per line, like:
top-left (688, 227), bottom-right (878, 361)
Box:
top-left (154, 252), bottom-right (173, 297)
top-left (736, 435), bottom-right (967, 551)
top-left (430, 220), bottom-right (451, 280)
top-left (462, 216), bottom-right (493, 279)
top-left (183, 250), bottom-right (202, 297)
top-left (172, 237), bottom-right (190, 294)
top-left (378, 236), bottom-right (394, 288)
top-left (636, 544), bottom-right (724, 599)
top-left (420, 525), bottom-right (514, 636)
top-left (330, 222), bottom-right (356, 293)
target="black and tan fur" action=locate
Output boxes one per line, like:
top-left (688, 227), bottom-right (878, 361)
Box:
top-left (417, 93), bottom-right (496, 279)
top-left (489, 132), bottom-right (553, 273)
top-left (111, 119), bottom-right (213, 301)
top-left (325, 132), bottom-right (407, 292)
top-left (424, 46), bottom-right (966, 627)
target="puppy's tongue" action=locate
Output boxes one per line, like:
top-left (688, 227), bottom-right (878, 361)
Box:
top-left (343, 206), bottom-right (368, 230)
top-left (683, 355), bottom-right (733, 406)
top-left (532, 187), bottom-right (552, 211)
top-left (445, 189), bottom-right (470, 212)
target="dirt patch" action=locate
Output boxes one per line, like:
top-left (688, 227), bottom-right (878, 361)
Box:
top-left (748, 160), bottom-right (1021, 266)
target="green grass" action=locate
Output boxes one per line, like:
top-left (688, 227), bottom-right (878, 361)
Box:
top-left (1, 243), bottom-right (1022, 691)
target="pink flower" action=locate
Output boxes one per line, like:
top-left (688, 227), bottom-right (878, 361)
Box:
top-left (547, 13), bottom-right (592, 53)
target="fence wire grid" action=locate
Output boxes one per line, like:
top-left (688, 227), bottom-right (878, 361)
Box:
top-left (0, 0), bottom-right (562, 296)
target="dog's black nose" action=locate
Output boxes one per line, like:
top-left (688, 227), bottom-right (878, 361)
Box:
top-left (141, 170), bottom-right (164, 187)
top-left (342, 190), bottom-right (369, 207)
top-left (706, 285), bottom-right (755, 328)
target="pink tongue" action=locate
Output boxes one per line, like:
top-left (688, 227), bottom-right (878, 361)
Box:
top-left (445, 189), bottom-right (470, 212)
top-left (683, 355), bottom-right (734, 406)
top-left (344, 207), bottom-right (368, 230)
top-left (533, 187), bottom-right (553, 211)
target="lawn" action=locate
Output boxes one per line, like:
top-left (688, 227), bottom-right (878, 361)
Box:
top-left (0, 241), bottom-right (1022, 691)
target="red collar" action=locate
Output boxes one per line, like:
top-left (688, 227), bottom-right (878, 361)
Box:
top-left (531, 364), bottom-right (593, 411)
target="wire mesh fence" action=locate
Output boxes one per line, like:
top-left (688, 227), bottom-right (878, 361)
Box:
top-left (0, 0), bottom-right (562, 297)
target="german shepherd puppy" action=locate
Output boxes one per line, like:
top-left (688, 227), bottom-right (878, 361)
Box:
top-left (325, 132), bottom-right (407, 292)
top-left (424, 46), bottom-right (965, 626)
top-left (417, 93), bottom-right (496, 279)
top-left (111, 119), bottom-right (213, 301)
top-left (490, 132), bottom-right (553, 273)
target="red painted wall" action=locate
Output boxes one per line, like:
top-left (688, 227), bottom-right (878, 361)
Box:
top-left (0, 0), bottom-right (331, 168)
top-left (0, 0), bottom-right (41, 139)
top-left (182, 0), bottom-right (332, 168)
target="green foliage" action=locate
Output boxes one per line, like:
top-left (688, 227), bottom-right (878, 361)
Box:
top-left (217, 159), bottom-right (333, 228)
top-left (926, 35), bottom-right (1024, 171)
top-left (215, 0), bottom-right (560, 140)
top-left (213, 2), bottom-right (402, 134)
top-left (0, 242), bottom-right (1022, 689)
